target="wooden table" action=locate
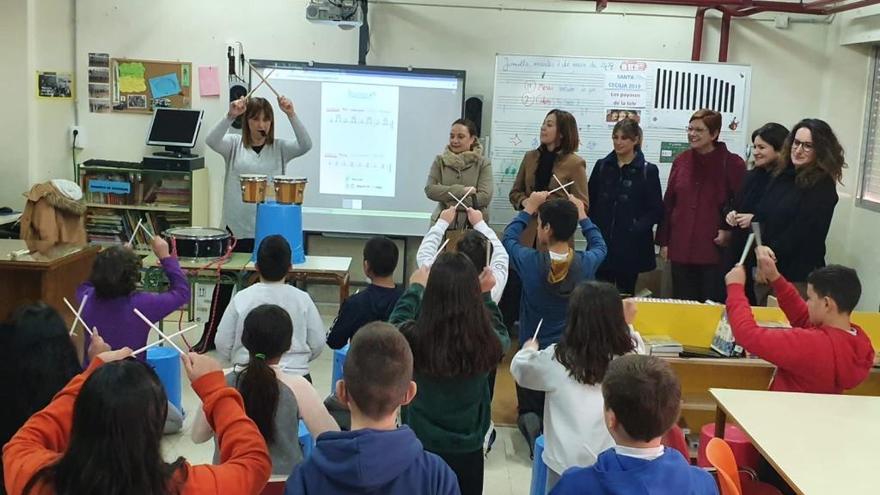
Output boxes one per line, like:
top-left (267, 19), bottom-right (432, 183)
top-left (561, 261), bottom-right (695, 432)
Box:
top-left (0, 239), bottom-right (98, 355)
top-left (142, 252), bottom-right (352, 304)
top-left (710, 388), bottom-right (880, 494)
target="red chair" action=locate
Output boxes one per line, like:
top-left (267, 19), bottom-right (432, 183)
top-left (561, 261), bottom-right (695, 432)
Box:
top-left (661, 424), bottom-right (691, 461)
top-left (260, 475), bottom-right (288, 495)
top-left (706, 438), bottom-right (782, 495)
top-left (698, 423), bottom-right (761, 471)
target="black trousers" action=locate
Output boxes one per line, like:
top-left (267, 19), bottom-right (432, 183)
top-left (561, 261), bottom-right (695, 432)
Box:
top-left (516, 383), bottom-right (545, 417)
top-left (192, 237), bottom-right (255, 353)
top-left (435, 448), bottom-right (484, 495)
top-left (498, 266), bottom-right (522, 340)
top-left (670, 262), bottom-right (724, 303)
top-left (596, 268), bottom-right (639, 296)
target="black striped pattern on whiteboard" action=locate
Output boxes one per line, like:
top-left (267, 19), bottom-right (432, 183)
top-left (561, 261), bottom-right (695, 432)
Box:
top-left (654, 68), bottom-right (735, 113)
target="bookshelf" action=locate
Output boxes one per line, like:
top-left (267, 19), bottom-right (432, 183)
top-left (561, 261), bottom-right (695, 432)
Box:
top-left (76, 162), bottom-right (208, 252)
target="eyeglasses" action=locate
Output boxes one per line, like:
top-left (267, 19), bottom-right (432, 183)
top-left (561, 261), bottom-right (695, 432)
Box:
top-left (686, 126), bottom-right (708, 134)
top-left (792, 139), bottom-right (814, 152)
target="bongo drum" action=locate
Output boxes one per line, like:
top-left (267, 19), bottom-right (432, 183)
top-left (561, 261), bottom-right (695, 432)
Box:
top-left (274, 176), bottom-right (308, 205)
top-left (240, 174), bottom-right (268, 203)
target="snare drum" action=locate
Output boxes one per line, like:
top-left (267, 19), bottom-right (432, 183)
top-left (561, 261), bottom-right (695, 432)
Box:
top-left (163, 227), bottom-right (231, 260)
top-left (273, 176), bottom-right (308, 205)
top-left (240, 174), bottom-right (268, 203)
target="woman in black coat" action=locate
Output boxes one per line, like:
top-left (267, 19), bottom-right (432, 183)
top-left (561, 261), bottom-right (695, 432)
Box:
top-left (588, 119), bottom-right (664, 295)
top-left (723, 122), bottom-right (789, 305)
top-left (753, 118), bottom-right (844, 303)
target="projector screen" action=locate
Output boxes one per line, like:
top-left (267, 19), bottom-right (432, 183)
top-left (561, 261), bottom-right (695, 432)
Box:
top-left (248, 60), bottom-right (466, 237)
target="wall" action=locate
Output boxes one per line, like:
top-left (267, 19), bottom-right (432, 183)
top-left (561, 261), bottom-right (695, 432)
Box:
top-left (4, 0), bottom-right (877, 305)
top-left (0, 0), bottom-right (33, 208)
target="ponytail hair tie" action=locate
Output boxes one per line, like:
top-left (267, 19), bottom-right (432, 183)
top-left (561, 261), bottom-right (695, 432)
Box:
top-left (254, 353), bottom-right (267, 360)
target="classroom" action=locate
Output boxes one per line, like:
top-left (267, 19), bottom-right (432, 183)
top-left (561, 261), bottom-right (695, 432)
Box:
top-left (2, 1), bottom-right (880, 494)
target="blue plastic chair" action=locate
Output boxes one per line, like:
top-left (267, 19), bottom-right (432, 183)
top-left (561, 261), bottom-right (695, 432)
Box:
top-left (530, 435), bottom-right (548, 495)
top-left (298, 419), bottom-right (314, 458)
top-left (330, 344), bottom-right (350, 395)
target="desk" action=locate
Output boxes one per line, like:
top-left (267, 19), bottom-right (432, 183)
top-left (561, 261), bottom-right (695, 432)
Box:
top-left (142, 253), bottom-right (352, 304)
top-left (0, 239), bottom-right (98, 355)
top-left (710, 388), bottom-right (880, 494)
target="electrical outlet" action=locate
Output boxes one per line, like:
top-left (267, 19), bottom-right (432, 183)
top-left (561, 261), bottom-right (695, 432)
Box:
top-left (70, 125), bottom-right (86, 149)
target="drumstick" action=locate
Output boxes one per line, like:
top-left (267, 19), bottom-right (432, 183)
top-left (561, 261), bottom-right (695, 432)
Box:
top-left (247, 62), bottom-right (280, 98)
top-left (429, 239), bottom-right (450, 266)
top-left (133, 308), bottom-right (187, 356)
top-left (447, 187), bottom-right (474, 209)
top-left (752, 222), bottom-right (763, 247)
top-left (548, 181), bottom-right (575, 194)
top-left (532, 318), bottom-right (544, 342)
top-left (485, 238), bottom-right (491, 265)
top-left (128, 219), bottom-right (143, 246)
top-left (131, 323), bottom-right (199, 356)
top-left (245, 69), bottom-right (276, 99)
top-left (552, 174), bottom-right (570, 195)
top-left (64, 296), bottom-right (95, 336)
top-left (738, 233), bottom-right (756, 266)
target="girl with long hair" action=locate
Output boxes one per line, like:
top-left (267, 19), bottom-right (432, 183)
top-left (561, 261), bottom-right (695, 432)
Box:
top-left (389, 253), bottom-right (510, 495)
top-left (510, 281), bottom-right (644, 491)
top-left (192, 304), bottom-right (338, 474)
top-left (4, 349), bottom-right (271, 495)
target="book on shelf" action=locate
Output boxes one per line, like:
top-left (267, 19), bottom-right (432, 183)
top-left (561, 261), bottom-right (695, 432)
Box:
top-left (84, 209), bottom-right (189, 251)
top-left (80, 169), bottom-right (190, 208)
top-left (642, 335), bottom-right (684, 357)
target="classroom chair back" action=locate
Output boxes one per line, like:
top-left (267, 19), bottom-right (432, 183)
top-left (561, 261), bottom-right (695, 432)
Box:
top-left (260, 475), bottom-right (288, 495)
top-left (706, 438), bottom-right (743, 495)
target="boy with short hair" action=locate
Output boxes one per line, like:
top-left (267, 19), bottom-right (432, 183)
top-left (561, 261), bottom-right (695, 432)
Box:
top-left (503, 193), bottom-right (607, 454)
top-left (725, 247), bottom-right (874, 393)
top-left (326, 236), bottom-right (403, 349)
top-left (551, 354), bottom-right (717, 495)
top-left (286, 322), bottom-right (460, 495)
top-left (215, 235), bottom-right (324, 376)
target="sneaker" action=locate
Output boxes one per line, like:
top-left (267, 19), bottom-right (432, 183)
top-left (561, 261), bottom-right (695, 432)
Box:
top-left (517, 412), bottom-right (541, 460)
top-left (483, 421), bottom-right (497, 455)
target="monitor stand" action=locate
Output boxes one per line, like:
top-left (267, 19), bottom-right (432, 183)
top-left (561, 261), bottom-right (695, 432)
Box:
top-left (154, 146), bottom-right (197, 159)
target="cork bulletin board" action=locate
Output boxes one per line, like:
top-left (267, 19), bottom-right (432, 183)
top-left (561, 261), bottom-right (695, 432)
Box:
top-left (111, 58), bottom-right (192, 113)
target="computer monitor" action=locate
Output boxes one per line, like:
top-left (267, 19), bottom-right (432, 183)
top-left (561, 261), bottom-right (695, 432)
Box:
top-left (146, 108), bottom-right (204, 157)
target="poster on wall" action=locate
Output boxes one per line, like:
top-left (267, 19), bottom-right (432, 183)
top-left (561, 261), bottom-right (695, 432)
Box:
top-left (36, 71), bottom-right (73, 99)
top-left (88, 52), bottom-right (111, 113)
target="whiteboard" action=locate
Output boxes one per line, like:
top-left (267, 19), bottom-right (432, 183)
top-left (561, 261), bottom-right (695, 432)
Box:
top-left (489, 54), bottom-right (751, 224)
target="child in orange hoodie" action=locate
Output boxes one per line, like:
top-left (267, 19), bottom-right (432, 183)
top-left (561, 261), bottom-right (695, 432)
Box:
top-left (725, 246), bottom-right (874, 393)
top-left (2, 345), bottom-right (271, 495)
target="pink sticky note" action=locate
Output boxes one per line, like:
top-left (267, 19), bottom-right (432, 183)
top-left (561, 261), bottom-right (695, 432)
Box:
top-left (198, 66), bottom-right (220, 97)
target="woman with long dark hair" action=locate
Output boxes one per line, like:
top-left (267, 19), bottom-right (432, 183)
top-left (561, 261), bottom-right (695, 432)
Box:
top-left (588, 119), bottom-right (664, 295)
top-left (510, 281), bottom-right (644, 491)
top-left (4, 349), bottom-right (271, 494)
top-left (752, 118), bottom-right (845, 303)
top-left (389, 253), bottom-right (510, 495)
top-left (723, 122), bottom-right (789, 304)
top-left (192, 304), bottom-right (338, 474)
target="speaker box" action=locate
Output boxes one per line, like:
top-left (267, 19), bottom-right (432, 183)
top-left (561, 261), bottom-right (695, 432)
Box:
top-left (465, 96), bottom-right (483, 137)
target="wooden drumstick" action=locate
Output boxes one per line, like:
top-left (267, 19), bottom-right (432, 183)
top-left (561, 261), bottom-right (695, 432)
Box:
top-left (247, 62), bottom-right (280, 98)
top-left (245, 69), bottom-right (276, 99)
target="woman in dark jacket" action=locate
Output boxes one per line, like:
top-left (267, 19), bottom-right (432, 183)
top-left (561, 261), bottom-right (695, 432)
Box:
top-left (723, 122), bottom-right (789, 305)
top-left (752, 118), bottom-right (844, 304)
top-left (588, 119), bottom-right (663, 295)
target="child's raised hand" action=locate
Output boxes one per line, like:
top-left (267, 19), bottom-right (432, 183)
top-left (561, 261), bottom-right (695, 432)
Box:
top-left (439, 206), bottom-right (457, 224)
top-left (96, 347), bottom-right (133, 363)
top-left (479, 267), bottom-right (496, 294)
top-left (725, 265), bottom-right (747, 286)
top-left (568, 195), bottom-right (588, 220)
top-left (523, 338), bottom-right (539, 351)
top-left (466, 207), bottom-right (484, 226)
top-left (182, 352), bottom-right (222, 383)
top-left (151, 235), bottom-right (171, 259)
top-left (410, 265), bottom-right (430, 287)
top-left (756, 246), bottom-right (781, 283)
top-left (523, 191), bottom-right (550, 214)
top-left (87, 331), bottom-right (111, 362)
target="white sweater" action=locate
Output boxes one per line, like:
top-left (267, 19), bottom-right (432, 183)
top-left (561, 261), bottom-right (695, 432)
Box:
top-left (509, 331), bottom-right (645, 475)
top-left (206, 115), bottom-right (312, 239)
top-left (415, 219), bottom-right (509, 303)
top-left (215, 282), bottom-right (325, 375)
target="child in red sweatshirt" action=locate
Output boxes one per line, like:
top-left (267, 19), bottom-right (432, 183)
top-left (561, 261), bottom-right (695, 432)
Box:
top-left (725, 246), bottom-right (874, 393)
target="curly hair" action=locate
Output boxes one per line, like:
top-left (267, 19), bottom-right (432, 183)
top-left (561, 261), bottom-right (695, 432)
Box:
top-left (554, 281), bottom-right (635, 385)
top-left (779, 118), bottom-right (846, 188)
top-left (89, 246), bottom-right (142, 298)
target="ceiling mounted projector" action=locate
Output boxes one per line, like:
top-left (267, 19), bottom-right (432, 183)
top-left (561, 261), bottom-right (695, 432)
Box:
top-left (306, 0), bottom-right (363, 30)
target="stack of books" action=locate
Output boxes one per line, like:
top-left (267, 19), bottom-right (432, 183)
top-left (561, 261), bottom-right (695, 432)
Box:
top-left (642, 335), bottom-right (683, 357)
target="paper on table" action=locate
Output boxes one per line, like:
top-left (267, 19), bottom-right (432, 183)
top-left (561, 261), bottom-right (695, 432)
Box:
top-left (198, 66), bottom-right (220, 96)
top-left (149, 73), bottom-right (181, 99)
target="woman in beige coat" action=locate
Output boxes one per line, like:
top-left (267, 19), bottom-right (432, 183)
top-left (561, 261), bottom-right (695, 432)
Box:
top-left (424, 118), bottom-right (493, 229)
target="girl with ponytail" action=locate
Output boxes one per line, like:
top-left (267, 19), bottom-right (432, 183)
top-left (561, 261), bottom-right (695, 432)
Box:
top-left (192, 304), bottom-right (338, 474)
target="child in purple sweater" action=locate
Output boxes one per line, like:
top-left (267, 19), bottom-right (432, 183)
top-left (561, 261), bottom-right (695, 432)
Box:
top-left (76, 236), bottom-right (191, 363)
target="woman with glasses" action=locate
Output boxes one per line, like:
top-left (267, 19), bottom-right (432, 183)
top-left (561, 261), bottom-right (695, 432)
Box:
top-left (656, 109), bottom-right (746, 302)
top-left (723, 122), bottom-right (789, 305)
top-left (751, 119), bottom-right (844, 303)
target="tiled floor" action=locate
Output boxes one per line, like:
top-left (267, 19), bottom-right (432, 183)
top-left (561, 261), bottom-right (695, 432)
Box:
top-left (159, 308), bottom-right (534, 495)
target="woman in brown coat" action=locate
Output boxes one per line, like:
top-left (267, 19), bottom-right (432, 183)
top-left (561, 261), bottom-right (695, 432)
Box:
top-left (508, 109), bottom-right (589, 248)
top-left (424, 118), bottom-right (493, 229)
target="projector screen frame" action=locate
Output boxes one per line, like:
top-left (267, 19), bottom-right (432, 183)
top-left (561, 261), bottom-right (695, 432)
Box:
top-left (246, 59), bottom-right (469, 237)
